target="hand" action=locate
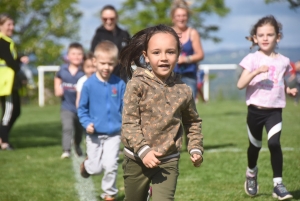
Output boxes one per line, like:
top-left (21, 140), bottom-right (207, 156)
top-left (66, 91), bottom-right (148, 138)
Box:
top-left (20, 56), bottom-right (29, 64)
top-left (190, 154), bottom-right (203, 167)
top-left (55, 86), bottom-right (64, 97)
top-left (86, 123), bottom-right (94, 134)
top-left (177, 55), bottom-right (185, 64)
top-left (257, 65), bottom-right (269, 74)
top-left (142, 150), bottom-right (162, 168)
top-left (287, 87), bottom-right (298, 97)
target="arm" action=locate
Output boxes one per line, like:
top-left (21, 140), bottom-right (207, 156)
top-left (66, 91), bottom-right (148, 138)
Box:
top-left (0, 39), bottom-right (20, 72)
top-left (237, 65), bottom-right (269, 90)
top-left (77, 84), bottom-right (93, 130)
top-left (178, 28), bottom-right (204, 64)
top-left (122, 80), bottom-right (152, 159)
top-left (76, 91), bottom-right (81, 108)
top-left (189, 28), bottom-right (204, 63)
top-left (54, 77), bottom-right (63, 97)
top-left (182, 90), bottom-right (204, 167)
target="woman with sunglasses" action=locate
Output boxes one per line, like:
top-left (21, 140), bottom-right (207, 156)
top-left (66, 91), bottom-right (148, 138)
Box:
top-left (90, 5), bottom-right (130, 81)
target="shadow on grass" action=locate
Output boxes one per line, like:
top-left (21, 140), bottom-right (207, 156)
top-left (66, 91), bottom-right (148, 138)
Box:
top-left (205, 143), bottom-right (236, 150)
top-left (224, 111), bottom-right (247, 116)
top-left (9, 121), bottom-right (62, 149)
top-left (96, 195), bottom-right (125, 201)
top-left (291, 190), bottom-right (300, 199)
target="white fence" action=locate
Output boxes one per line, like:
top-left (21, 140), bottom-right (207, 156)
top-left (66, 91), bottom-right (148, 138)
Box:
top-left (201, 64), bottom-right (238, 101)
top-left (37, 64), bottom-right (238, 107)
top-left (37, 66), bottom-right (59, 107)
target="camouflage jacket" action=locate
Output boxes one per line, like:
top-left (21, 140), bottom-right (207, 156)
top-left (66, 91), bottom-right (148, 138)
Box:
top-left (122, 67), bottom-right (203, 163)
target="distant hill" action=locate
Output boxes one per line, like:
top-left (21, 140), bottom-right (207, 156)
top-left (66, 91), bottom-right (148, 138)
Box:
top-left (202, 47), bottom-right (300, 64)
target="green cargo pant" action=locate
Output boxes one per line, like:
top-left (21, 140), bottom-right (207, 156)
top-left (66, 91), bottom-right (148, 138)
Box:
top-left (122, 156), bottom-right (179, 201)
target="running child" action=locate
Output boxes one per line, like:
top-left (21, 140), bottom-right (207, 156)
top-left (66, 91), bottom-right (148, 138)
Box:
top-left (119, 24), bottom-right (204, 201)
top-left (237, 15), bottom-right (297, 200)
top-left (54, 42), bottom-right (85, 158)
top-left (78, 41), bottom-right (126, 201)
top-left (76, 52), bottom-right (96, 108)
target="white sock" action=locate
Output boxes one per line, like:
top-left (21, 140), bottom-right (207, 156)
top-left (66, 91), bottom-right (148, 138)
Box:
top-left (246, 166), bottom-right (258, 177)
top-left (273, 177), bottom-right (282, 187)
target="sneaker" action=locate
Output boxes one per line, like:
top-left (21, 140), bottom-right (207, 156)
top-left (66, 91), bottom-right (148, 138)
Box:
top-left (244, 175), bottom-right (259, 197)
top-left (272, 183), bottom-right (293, 200)
top-left (80, 159), bottom-right (90, 178)
top-left (103, 195), bottom-right (115, 201)
top-left (61, 151), bottom-right (70, 159)
top-left (1, 143), bottom-right (14, 150)
top-left (75, 145), bottom-right (83, 157)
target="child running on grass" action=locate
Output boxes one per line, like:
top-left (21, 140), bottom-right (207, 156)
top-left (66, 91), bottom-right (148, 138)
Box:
top-left (54, 42), bottom-right (85, 158)
top-left (78, 41), bottom-right (126, 201)
top-left (76, 52), bottom-right (96, 108)
top-left (237, 15), bottom-right (297, 200)
top-left (119, 24), bottom-right (204, 201)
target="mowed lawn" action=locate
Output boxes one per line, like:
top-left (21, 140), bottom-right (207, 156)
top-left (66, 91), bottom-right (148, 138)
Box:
top-left (0, 100), bottom-right (299, 201)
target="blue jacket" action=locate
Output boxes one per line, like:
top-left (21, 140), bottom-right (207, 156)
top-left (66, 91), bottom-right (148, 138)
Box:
top-left (78, 73), bottom-right (126, 135)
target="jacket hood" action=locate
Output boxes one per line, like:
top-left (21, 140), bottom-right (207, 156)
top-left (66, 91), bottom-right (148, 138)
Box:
top-left (132, 67), bottom-right (180, 86)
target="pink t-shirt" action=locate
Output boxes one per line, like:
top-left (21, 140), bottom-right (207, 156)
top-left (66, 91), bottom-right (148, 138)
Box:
top-left (239, 51), bottom-right (291, 108)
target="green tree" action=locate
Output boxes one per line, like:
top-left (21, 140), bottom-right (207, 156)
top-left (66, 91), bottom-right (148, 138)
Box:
top-left (119, 0), bottom-right (230, 43)
top-left (265, 0), bottom-right (300, 9)
top-left (0, 0), bottom-right (82, 65)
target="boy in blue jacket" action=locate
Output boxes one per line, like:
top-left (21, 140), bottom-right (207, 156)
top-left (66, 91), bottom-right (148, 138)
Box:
top-left (78, 41), bottom-right (125, 201)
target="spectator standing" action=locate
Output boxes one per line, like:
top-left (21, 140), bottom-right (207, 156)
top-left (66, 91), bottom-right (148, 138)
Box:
top-left (171, 0), bottom-right (204, 98)
top-left (90, 5), bottom-right (130, 81)
top-left (0, 13), bottom-right (29, 150)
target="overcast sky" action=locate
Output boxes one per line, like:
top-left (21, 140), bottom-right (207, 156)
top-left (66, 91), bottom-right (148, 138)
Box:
top-left (77, 0), bottom-right (300, 53)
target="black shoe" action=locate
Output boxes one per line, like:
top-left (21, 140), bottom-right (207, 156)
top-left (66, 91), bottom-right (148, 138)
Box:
top-left (272, 183), bottom-right (293, 200)
top-left (244, 175), bottom-right (259, 197)
top-left (75, 145), bottom-right (83, 157)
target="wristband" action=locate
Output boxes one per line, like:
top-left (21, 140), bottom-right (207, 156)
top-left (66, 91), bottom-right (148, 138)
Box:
top-left (186, 55), bottom-right (192, 63)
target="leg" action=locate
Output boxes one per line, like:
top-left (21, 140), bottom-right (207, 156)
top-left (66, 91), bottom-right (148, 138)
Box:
top-left (73, 114), bottom-right (83, 146)
top-left (246, 106), bottom-right (265, 169)
top-left (244, 105), bottom-right (266, 197)
top-left (266, 110), bottom-right (293, 200)
top-left (84, 134), bottom-right (104, 175)
top-left (123, 157), bottom-right (151, 201)
top-left (60, 110), bottom-right (75, 152)
top-left (100, 134), bottom-right (121, 199)
top-left (73, 114), bottom-right (83, 156)
top-left (265, 109), bottom-right (283, 179)
top-left (152, 161), bottom-right (179, 201)
top-left (0, 91), bottom-right (21, 145)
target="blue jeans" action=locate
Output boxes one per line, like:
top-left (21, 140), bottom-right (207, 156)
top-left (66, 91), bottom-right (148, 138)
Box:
top-left (181, 73), bottom-right (197, 99)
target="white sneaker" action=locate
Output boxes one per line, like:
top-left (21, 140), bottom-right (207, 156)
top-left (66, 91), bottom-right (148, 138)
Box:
top-left (61, 151), bottom-right (70, 159)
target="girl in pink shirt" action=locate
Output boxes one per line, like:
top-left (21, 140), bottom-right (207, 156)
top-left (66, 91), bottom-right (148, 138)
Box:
top-left (237, 15), bottom-right (297, 200)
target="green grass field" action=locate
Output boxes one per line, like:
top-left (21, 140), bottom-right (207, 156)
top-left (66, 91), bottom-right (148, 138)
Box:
top-left (0, 100), bottom-right (299, 201)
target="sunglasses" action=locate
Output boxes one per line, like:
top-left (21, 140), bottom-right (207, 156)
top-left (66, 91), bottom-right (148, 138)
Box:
top-left (102, 17), bottom-right (115, 22)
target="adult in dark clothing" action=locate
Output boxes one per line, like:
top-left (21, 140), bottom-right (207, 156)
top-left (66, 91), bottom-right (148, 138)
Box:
top-left (0, 14), bottom-right (29, 150)
top-left (90, 5), bottom-right (130, 81)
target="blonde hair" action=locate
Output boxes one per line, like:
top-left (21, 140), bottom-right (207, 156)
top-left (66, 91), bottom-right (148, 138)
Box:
top-left (170, 0), bottom-right (192, 18)
top-left (94, 40), bottom-right (118, 59)
top-left (0, 13), bottom-right (13, 26)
